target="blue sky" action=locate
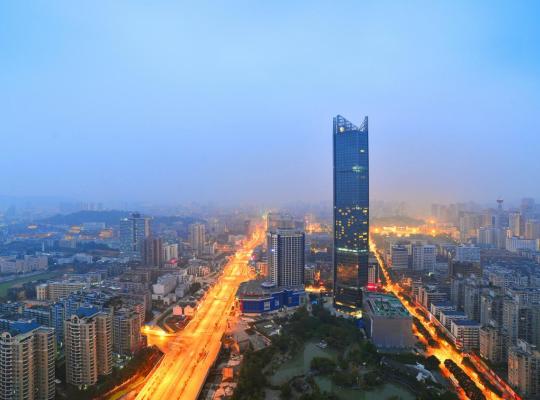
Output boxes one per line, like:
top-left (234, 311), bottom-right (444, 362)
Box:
top-left (1, 1), bottom-right (539, 206)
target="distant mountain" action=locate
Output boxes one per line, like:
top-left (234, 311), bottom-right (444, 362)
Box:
top-left (39, 210), bottom-right (130, 226)
top-left (39, 210), bottom-right (202, 228)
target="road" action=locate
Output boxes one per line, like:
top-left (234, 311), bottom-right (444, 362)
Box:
top-left (371, 238), bottom-right (520, 400)
top-left (132, 227), bottom-right (264, 400)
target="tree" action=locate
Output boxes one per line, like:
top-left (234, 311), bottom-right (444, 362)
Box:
top-left (280, 383), bottom-right (292, 400)
top-left (310, 357), bottom-right (336, 375)
top-left (425, 355), bottom-right (440, 371)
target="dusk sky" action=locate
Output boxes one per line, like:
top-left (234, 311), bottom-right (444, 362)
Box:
top-left (1, 1), bottom-right (539, 207)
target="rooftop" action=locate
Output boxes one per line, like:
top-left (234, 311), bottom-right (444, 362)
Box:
top-left (364, 292), bottom-right (410, 318)
top-left (237, 279), bottom-right (304, 298)
top-left (452, 319), bottom-right (481, 327)
top-left (441, 310), bottom-right (467, 317)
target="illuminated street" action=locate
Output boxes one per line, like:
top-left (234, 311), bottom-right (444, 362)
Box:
top-left (132, 227), bottom-right (264, 400)
top-left (371, 238), bottom-right (520, 400)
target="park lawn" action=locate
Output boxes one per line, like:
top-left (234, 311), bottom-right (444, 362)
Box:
top-left (0, 271), bottom-right (64, 297)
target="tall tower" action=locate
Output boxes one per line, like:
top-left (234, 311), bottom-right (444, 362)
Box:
top-left (267, 229), bottom-right (305, 287)
top-left (333, 115), bottom-right (369, 311)
top-left (119, 213), bottom-right (151, 257)
top-left (141, 236), bottom-right (163, 266)
top-left (189, 223), bottom-right (206, 257)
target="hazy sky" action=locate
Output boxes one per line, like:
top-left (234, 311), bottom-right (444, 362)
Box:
top-left (1, 1), bottom-right (539, 206)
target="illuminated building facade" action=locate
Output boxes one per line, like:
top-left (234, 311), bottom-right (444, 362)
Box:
top-left (119, 213), bottom-right (151, 257)
top-left (333, 115), bottom-right (369, 311)
top-left (267, 229), bottom-right (305, 287)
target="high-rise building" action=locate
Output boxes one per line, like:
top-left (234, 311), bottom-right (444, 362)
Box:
top-left (389, 245), bottom-right (409, 270)
top-left (266, 212), bottom-right (294, 231)
top-left (508, 339), bottom-right (540, 398)
top-left (94, 313), bottom-right (112, 376)
top-left (0, 323), bottom-right (56, 400)
top-left (161, 243), bottom-right (179, 262)
top-left (525, 219), bottom-right (540, 240)
top-left (509, 212), bottom-right (523, 237)
top-left (521, 198), bottom-right (536, 216)
top-left (479, 326), bottom-right (507, 364)
top-left (189, 223), bottom-right (206, 256)
top-left (113, 309), bottom-right (142, 355)
top-left (333, 115), bottom-right (369, 311)
top-left (412, 244), bottom-right (436, 272)
top-left (141, 237), bottom-right (163, 266)
top-left (267, 229), bottom-right (305, 287)
top-left (64, 309), bottom-right (112, 388)
top-left (119, 213), bottom-right (151, 256)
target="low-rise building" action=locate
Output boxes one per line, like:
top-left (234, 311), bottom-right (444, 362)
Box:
top-left (363, 292), bottom-right (415, 350)
top-left (236, 280), bottom-right (305, 314)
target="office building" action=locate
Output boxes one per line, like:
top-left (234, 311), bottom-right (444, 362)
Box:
top-left (119, 213), bottom-right (151, 256)
top-left (412, 244), bottom-right (436, 272)
top-left (0, 322), bottom-right (56, 400)
top-left (141, 237), bottom-right (163, 267)
top-left (267, 229), bottom-right (305, 287)
top-left (508, 339), bottom-right (540, 398)
top-left (363, 292), bottom-right (415, 350)
top-left (64, 309), bottom-right (112, 388)
top-left (189, 223), bottom-right (206, 256)
top-left (333, 115), bottom-right (369, 311)
top-left (390, 245), bottom-right (409, 269)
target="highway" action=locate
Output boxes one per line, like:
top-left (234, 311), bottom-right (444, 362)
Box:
top-left (371, 238), bottom-right (520, 400)
top-left (132, 227), bottom-right (264, 400)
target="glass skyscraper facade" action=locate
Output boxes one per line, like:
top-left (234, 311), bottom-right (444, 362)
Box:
top-left (333, 115), bottom-right (369, 311)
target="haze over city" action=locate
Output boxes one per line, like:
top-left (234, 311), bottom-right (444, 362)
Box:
top-left (3, 2), bottom-right (540, 400)
top-left (2, 1), bottom-right (540, 207)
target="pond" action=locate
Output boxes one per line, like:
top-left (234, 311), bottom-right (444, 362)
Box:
top-left (270, 341), bottom-right (415, 400)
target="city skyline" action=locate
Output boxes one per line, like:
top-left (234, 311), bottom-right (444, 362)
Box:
top-left (2, 1), bottom-right (540, 206)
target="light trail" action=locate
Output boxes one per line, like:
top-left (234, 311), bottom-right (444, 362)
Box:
top-left (370, 238), bottom-right (520, 400)
top-left (131, 227), bottom-right (264, 400)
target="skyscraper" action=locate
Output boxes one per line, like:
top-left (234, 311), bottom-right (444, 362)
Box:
top-left (333, 115), bottom-right (369, 311)
top-left (267, 229), bottom-right (305, 287)
top-left (119, 213), bottom-right (151, 257)
top-left (141, 236), bottom-right (163, 266)
top-left (189, 223), bottom-right (206, 256)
